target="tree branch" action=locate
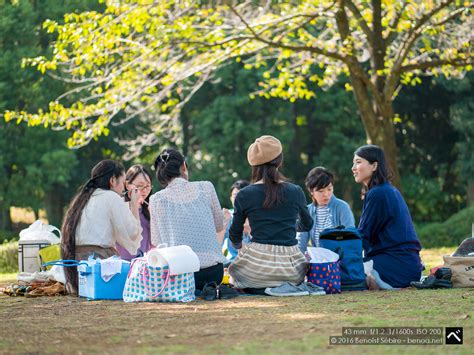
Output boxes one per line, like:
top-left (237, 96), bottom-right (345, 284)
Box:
top-left (334, 0), bottom-right (384, 108)
top-left (273, 13), bottom-right (320, 43)
top-left (229, 4), bottom-right (346, 62)
top-left (344, 0), bottom-right (373, 44)
top-left (386, 1), bottom-right (409, 44)
top-left (384, 0), bottom-right (456, 99)
top-left (394, 0), bottom-right (454, 69)
top-left (401, 58), bottom-right (473, 72)
top-left (430, 6), bottom-right (471, 27)
top-left (371, 0), bottom-right (386, 92)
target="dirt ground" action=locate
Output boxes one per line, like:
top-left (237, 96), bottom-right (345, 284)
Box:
top-left (1, 285), bottom-right (473, 354)
top-left (1, 248), bottom-right (470, 353)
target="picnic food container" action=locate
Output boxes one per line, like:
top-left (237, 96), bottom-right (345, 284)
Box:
top-left (18, 221), bottom-right (61, 273)
top-left (78, 259), bottom-right (130, 300)
top-left (18, 240), bottom-right (51, 273)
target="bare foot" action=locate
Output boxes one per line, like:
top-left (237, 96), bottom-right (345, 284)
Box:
top-left (366, 275), bottom-right (381, 291)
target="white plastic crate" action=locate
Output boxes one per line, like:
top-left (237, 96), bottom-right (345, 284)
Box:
top-left (18, 240), bottom-right (51, 273)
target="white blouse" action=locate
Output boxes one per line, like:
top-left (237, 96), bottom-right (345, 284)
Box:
top-left (76, 189), bottom-right (142, 255)
top-left (150, 178), bottom-right (226, 268)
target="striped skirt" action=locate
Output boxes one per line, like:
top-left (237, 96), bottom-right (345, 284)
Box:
top-left (228, 242), bottom-right (308, 289)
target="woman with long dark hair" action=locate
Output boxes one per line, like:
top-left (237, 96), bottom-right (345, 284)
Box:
top-left (116, 164), bottom-right (153, 260)
top-left (61, 160), bottom-right (142, 295)
top-left (352, 145), bottom-right (423, 288)
top-left (228, 135), bottom-right (313, 291)
top-left (149, 149), bottom-right (227, 292)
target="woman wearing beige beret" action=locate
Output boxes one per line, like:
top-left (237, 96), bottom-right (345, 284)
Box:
top-left (228, 135), bottom-right (314, 293)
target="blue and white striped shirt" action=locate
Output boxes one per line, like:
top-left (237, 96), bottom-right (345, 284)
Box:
top-left (312, 205), bottom-right (334, 247)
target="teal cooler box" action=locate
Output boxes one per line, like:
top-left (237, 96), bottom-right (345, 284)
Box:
top-left (78, 259), bottom-right (130, 300)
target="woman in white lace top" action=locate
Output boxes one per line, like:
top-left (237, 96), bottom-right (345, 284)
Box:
top-left (149, 149), bottom-right (226, 290)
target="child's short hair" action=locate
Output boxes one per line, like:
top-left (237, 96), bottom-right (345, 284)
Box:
top-left (230, 180), bottom-right (250, 195)
top-left (305, 167), bottom-right (334, 191)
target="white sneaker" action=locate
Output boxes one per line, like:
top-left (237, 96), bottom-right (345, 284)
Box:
top-left (264, 282), bottom-right (309, 297)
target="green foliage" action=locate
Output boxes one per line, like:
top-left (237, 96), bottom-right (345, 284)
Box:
top-left (402, 175), bottom-right (453, 223)
top-left (0, 0), bottom-right (471, 231)
top-left (394, 75), bottom-right (472, 221)
top-left (184, 62), bottom-right (294, 205)
top-left (417, 207), bottom-right (474, 248)
top-left (0, 0), bottom-right (119, 229)
top-left (3, 0), bottom-right (472, 150)
top-left (179, 62), bottom-right (366, 208)
top-left (0, 230), bottom-right (17, 244)
top-left (445, 74), bottom-right (474, 183)
top-left (1, 125), bottom-right (78, 205)
top-left (166, 62), bottom-right (469, 224)
top-left (0, 241), bottom-right (18, 273)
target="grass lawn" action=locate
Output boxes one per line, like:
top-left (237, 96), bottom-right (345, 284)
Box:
top-left (419, 247), bottom-right (457, 274)
top-left (0, 272), bottom-right (17, 283)
top-left (0, 248), bottom-right (472, 354)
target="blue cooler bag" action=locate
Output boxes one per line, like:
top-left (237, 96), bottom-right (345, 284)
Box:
top-left (77, 258), bottom-right (130, 300)
top-left (319, 226), bottom-right (367, 291)
top-left (42, 258), bottom-right (131, 300)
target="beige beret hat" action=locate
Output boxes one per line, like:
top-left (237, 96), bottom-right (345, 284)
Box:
top-left (247, 135), bottom-right (283, 166)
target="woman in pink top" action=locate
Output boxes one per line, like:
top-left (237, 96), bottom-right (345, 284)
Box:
top-left (116, 164), bottom-right (153, 260)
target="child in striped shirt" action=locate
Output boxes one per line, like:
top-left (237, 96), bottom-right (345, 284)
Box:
top-left (297, 167), bottom-right (355, 252)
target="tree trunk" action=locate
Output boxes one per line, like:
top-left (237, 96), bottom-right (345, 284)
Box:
top-left (44, 187), bottom-right (66, 227)
top-left (348, 75), bottom-right (401, 188)
top-left (0, 203), bottom-right (13, 231)
top-left (289, 103), bottom-right (306, 183)
top-left (370, 103), bottom-right (401, 189)
top-left (468, 181), bottom-right (474, 207)
top-left (180, 110), bottom-right (190, 158)
top-left (361, 110), bottom-right (401, 188)
top-left (342, 185), bottom-right (353, 209)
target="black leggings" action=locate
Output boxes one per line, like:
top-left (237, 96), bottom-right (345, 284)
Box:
top-left (194, 263), bottom-right (224, 290)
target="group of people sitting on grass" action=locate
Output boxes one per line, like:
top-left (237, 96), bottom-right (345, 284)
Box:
top-left (60, 135), bottom-right (423, 296)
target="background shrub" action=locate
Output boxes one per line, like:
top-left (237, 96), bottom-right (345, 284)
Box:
top-left (417, 206), bottom-right (474, 248)
top-left (0, 241), bottom-right (18, 273)
top-left (0, 230), bottom-right (18, 244)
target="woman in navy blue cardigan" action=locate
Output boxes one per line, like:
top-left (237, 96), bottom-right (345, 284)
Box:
top-left (352, 145), bottom-right (423, 288)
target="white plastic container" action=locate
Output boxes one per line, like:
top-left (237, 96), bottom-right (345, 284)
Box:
top-left (18, 240), bottom-right (51, 273)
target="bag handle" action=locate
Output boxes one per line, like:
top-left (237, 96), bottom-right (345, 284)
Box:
top-left (42, 260), bottom-right (88, 268)
top-left (140, 264), bottom-right (171, 299)
top-left (149, 271), bottom-right (171, 299)
top-left (46, 225), bottom-right (62, 240)
top-left (128, 257), bottom-right (146, 278)
top-left (335, 247), bottom-right (344, 261)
